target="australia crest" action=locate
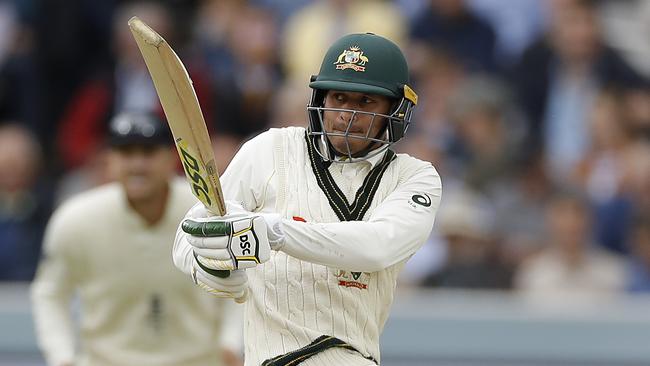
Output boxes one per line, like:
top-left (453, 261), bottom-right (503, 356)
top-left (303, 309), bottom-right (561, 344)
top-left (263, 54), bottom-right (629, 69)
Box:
top-left (333, 46), bottom-right (369, 72)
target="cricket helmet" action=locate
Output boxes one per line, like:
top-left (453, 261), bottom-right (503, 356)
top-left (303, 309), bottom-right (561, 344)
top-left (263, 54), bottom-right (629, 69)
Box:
top-left (108, 111), bottom-right (172, 147)
top-left (308, 32), bottom-right (418, 162)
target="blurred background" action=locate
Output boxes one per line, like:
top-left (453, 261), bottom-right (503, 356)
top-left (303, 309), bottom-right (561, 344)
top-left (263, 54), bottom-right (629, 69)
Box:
top-left (0, 0), bottom-right (649, 365)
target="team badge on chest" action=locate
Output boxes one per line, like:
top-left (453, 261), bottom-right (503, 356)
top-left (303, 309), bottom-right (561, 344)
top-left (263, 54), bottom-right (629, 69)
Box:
top-left (334, 270), bottom-right (370, 289)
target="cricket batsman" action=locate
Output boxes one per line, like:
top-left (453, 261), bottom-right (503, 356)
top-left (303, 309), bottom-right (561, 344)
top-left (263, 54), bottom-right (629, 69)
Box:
top-left (174, 33), bottom-right (442, 365)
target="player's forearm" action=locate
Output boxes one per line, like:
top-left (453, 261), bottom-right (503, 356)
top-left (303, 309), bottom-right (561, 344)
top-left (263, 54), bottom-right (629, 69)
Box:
top-left (279, 217), bottom-right (432, 272)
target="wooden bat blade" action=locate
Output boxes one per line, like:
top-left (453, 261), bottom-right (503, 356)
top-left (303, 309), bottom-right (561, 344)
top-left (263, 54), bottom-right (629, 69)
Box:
top-left (127, 16), bottom-right (226, 216)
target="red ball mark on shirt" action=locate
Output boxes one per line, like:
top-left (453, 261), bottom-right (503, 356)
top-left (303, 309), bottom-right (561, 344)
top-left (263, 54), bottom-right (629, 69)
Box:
top-left (292, 216), bottom-right (306, 222)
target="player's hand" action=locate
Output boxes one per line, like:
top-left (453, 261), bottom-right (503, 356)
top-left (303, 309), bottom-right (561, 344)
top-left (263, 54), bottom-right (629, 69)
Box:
top-left (182, 201), bottom-right (284, 271)
top-left (191, 259), bottom-right (248, 299)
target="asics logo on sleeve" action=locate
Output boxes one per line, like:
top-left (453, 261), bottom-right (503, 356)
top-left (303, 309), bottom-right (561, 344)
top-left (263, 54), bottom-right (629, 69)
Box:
top-left (411, 194), bottom-right (431, 207)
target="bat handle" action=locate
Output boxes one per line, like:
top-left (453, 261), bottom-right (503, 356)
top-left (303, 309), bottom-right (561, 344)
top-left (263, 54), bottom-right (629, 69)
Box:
top-left (204, 205), bottom-right (230, 279)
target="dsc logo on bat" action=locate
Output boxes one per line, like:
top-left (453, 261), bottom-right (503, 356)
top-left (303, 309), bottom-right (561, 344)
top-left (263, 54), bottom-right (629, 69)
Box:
top-left (177, 142), bottom-right (212, 206)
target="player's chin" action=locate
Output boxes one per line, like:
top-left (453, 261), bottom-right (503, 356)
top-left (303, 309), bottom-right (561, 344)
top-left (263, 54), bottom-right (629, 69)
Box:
top-left (123, 176), bottom-right (156, 200)
top-left (329, 137), bottom-right (366, 157)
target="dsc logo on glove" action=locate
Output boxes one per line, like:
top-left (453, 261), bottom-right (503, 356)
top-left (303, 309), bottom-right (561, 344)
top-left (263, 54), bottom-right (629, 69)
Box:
top-left (239, 235), bottom-right (251, 255)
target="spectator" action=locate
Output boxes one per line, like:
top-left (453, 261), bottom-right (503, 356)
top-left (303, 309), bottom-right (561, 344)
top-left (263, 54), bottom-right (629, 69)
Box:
top-left (267, 79), bottom-right (311, 129)
top-left (515, 189), bottom-right (626, 302)
top-left (422, 187), bottom-right (513, 289)
top-left (575, 89), bottom-right (638, 253)
top-left (0, 2), bottom-right (41, 145)
top-left (623, 138), bottom-right (650, 219)
top-left (410, 0), bottom-right (498, 73)
top-left (407, 47), bottom-right (465, 161)
top-left (211, 133), bottom-right (243, 176)
top-left (194, 0), bottom-right (281, 138)
top-left (0, 1), bottom-right (17, 65)
top-left (0, 124), bottom-right (53, 281)
top-left (598, 0), bottom-right (650, 79)
top-left (623, 87), bottom-right (650, 142)
top-left (465, 0), bottom-right (547, 66)
top-left (510, 0), bottom-right (646, 182)
top-left (281, 0), bottom-right (407, 83)
top-left (446, 75), bottom-right (525, 194)
top-left (493, 152), bottom-right (553, 266)
top-left (626, 214), bottom-right (650, 293)
top-left (31, 0), bottom-right (115, 157)
top-left (55, 1), bottom-right (213, 171)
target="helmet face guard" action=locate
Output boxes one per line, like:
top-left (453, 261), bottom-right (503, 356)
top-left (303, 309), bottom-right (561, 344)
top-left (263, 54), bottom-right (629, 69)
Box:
top-left (307, 86), bottom-right (416, 163)
top-left (306, 33), bottom-right (417, 163)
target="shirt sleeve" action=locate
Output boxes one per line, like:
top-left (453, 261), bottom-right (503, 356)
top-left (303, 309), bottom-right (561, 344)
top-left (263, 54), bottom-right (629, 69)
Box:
top-left (279, 162), bottom-right (442, 272)
top-left (30, 205), bottom-right (79, 366)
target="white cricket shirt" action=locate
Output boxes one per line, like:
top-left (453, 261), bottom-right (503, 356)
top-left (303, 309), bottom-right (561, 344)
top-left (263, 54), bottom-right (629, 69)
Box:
top-left (32, 180), bottom-right (242, 366)
top-left (176, 127), bottom-right (442, 365)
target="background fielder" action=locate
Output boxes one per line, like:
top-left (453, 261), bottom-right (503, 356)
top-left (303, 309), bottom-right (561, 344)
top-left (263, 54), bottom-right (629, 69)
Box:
top-left (174, 33), bottom-right (442, 366)
top-left (31, 112), bottom-right (243, 366)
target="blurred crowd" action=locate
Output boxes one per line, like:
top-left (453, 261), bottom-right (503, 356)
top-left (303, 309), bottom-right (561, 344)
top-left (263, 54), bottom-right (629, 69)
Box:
top-left (0, 0), bottom-right (649, 301)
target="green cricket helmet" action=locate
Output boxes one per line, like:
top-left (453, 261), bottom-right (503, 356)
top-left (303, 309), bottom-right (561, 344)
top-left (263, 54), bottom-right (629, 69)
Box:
top-left (308, 32), bottom-right (418, 162)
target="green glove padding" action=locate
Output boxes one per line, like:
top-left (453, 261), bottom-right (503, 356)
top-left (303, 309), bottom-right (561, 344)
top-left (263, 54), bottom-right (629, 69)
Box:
top-left (193, 251), bottom-right (231, 278)
top-left (183, 219), bottom-right (232, 278)
top-left (182, 220), bottom-right (231, 237)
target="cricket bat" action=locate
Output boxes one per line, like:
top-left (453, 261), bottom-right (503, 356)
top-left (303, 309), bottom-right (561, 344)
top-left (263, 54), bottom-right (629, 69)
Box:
top-left (128, 16), bottom-right (246, 301)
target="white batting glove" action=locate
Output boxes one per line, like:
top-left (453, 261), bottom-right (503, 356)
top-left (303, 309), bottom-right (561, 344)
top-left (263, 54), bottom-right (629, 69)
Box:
top-left (182, 201), bottom-right (285, 271)
top-left (190, 258), bottom-right (248, 299)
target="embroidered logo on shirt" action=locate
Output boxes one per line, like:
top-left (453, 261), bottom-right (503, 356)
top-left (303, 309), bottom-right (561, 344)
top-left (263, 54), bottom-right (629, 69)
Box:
top-left (334, 270), bottom-right (370, 290)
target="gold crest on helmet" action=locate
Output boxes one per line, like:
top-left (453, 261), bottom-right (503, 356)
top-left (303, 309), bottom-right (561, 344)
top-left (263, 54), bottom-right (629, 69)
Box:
top-left (333, 46), bottom-right (368, 72)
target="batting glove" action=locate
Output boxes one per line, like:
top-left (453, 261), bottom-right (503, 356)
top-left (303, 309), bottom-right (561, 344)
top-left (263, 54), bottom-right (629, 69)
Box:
top-left (191, 259), bottom-right (248, 300)
top-left (182, 201), bottom-right (285, 271)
